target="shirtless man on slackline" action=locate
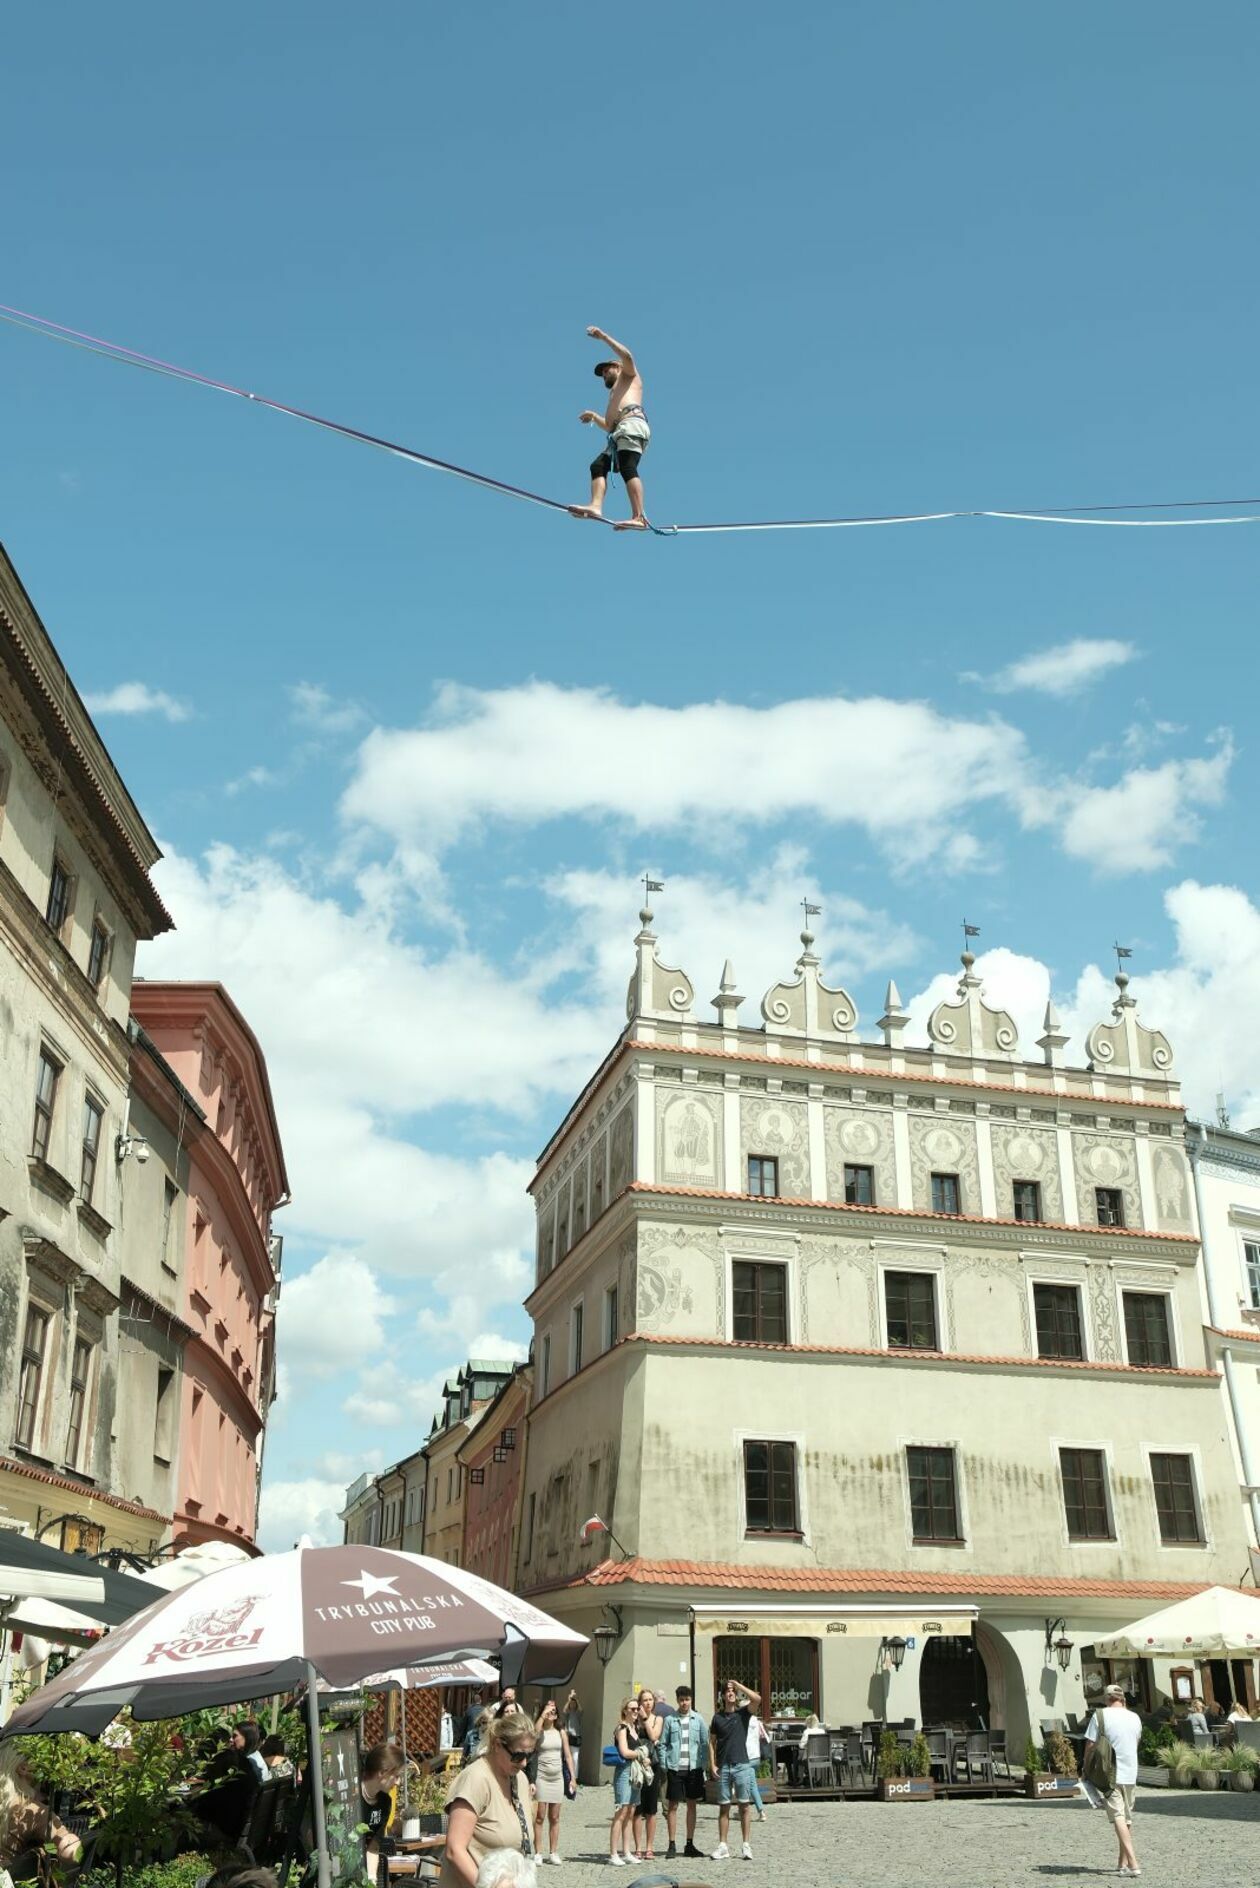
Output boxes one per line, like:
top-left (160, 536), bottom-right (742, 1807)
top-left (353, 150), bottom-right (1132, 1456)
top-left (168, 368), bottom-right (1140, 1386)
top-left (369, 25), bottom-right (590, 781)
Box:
top-left (569, 324), bottom-right (650, 529)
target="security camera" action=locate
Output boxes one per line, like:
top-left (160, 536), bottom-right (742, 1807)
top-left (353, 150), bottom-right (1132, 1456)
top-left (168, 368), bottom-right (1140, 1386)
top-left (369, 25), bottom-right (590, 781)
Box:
top-left (134, 1141), bottom-right (150, 1165)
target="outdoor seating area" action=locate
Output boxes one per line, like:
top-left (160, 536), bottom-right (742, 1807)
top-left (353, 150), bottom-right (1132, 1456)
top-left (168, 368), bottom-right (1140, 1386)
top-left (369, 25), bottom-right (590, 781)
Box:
top-left (771, 1719), bottom-right (1019, 1799)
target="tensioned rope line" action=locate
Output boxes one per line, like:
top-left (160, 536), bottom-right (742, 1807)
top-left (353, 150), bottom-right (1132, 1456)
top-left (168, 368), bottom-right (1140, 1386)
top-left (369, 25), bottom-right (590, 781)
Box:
top-left (4, 301), bottom-right (1260, 535)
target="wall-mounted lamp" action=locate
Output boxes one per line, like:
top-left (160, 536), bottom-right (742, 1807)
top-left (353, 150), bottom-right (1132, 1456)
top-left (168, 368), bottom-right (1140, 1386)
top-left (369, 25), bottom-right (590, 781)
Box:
top-left (1044, 1617), bottom-right (1074, 1671)
top-left (592, 1604), bottom-right (624, 1667)
top-left (881, 1634), bottom-right (908, 1671)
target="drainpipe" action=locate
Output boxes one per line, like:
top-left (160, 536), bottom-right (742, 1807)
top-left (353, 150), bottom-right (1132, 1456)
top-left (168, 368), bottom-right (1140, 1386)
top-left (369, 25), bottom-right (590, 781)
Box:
top-left (1187, 1125), bottom-right (1260, 1554)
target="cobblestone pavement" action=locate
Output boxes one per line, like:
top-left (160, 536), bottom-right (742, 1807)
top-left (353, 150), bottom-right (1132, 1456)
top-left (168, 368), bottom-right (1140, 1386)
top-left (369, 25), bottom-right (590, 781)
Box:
top-left (540, 1784), bottom-right (1260, 1886)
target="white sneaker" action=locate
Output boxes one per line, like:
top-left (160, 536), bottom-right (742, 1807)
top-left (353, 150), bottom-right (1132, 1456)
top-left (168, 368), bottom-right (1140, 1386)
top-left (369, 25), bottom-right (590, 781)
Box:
top-left (548, 1859), bottom-right (563, 1868)
top-left (741, 1843), bottom-right (753, 1861)
top-left (609, 1856), bottom-right (625, 1867)
top-left (711, 1843), bottom-right (731, 1860)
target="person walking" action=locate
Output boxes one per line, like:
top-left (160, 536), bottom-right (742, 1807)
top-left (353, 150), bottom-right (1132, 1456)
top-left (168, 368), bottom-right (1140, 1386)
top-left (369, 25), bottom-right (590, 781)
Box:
top-left (531, 1700), bottom-right (575, 1865)
top-left (743, 1708), bottom-right (769, 1822)
top-left (632, 1689), bottom-right (664, 1861)
top-left (661, 1684), bottom-right (708, 1859)
top-left (1083, 1683), bottom-right (1143, 1879)
top-left (441, 1712), bottom-right (538, 1888)
top-left (608, 1698), bottom-right (643, 1866)
top-left (569, 326), bottom-right (652, 530)
top-left (708, 1677), bottom-right (761, 1861)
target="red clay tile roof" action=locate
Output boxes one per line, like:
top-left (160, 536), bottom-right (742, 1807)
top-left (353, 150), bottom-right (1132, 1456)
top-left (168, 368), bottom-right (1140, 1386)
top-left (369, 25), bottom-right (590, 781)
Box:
top-left (1206, 1325), bottom-right (1260, 1345)
top-left (626, 1181), bottom-right (1198, 1245)
top-left (623, 1330), bottom-right (1217, 1379)
top-left (0, 1454), bottom-right (168, 1523)
top-left (541, 1557), bottom-right (1219, 1604)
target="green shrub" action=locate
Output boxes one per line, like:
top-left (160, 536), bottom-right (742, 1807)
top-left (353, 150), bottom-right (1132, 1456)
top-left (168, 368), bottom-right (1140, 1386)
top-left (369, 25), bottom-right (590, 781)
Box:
top-left (1023, 1734), bottom-right (1044, 1774)
top-left (1043, 1729), bottom-right (1077, 1777)
top-left (907, 1733), bottom-right (932, 1779)
top-left (876, 1730), bottom-right (904, 1779)
top-left (81, 1856), bottom-right (228, 1888)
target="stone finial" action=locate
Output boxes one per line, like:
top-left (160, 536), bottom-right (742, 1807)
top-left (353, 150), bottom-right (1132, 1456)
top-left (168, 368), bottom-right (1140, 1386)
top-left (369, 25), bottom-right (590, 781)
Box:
top-left (761, 931), bottom-right (858, 1043)
top-left (712, 959), bottom-right (744, 1024)
top-left (927, 948), bottom-right (1019, 1060)
top-left (878, 979), bottom-right (909, 1049)
top-left (1037, 998), bottom-right (1069, 1069)
top-left (1085, 968), bottom-right (1173, 1076)
top-left (626, 903), bottom-right (695, 1026)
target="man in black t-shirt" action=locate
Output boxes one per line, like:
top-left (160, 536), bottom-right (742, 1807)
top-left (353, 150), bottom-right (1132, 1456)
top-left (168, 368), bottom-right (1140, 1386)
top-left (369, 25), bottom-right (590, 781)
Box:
top-left (707, 1678), bottom-right (761, 1861)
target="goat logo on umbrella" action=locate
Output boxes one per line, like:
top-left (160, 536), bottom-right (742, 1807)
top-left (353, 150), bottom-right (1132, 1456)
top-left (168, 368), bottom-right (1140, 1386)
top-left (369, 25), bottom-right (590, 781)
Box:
top-left (144, 1593), bottom-right (264, 1664)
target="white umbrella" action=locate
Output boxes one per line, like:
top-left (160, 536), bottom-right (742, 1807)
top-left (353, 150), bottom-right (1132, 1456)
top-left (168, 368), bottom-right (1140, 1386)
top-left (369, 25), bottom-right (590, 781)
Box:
top-left (2, 1544), bottom-right (586, 1888)
top-left (1093, 1585), bottom-right (1260, 1657)
top-left (139, 1541), bottom-right (254, 1592)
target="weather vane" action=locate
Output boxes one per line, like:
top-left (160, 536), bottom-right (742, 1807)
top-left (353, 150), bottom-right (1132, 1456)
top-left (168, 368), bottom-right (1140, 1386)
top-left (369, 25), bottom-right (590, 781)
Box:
top-left (962, 920), bottom-right (981, 947)
top-left (1113, 941), bottom-right (1133, 972)
top-left (642, 874), bottom-right (664, 905)
top-left (801, 898), bottom-right (822, 927)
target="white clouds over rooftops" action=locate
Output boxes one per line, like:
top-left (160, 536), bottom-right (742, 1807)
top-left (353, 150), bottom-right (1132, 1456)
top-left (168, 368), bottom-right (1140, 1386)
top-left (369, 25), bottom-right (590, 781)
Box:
top-left (339, 680), bottom-right (1229, 878)
top-left (977, 637), bottom-right (1137, 697)
top-left (83, 680), bottom-right (189, 721)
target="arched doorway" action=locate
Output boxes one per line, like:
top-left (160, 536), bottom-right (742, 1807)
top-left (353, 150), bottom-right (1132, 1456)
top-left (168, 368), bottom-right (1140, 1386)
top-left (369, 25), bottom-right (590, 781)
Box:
top-left (918, 1631), bottom-right (991, 1730)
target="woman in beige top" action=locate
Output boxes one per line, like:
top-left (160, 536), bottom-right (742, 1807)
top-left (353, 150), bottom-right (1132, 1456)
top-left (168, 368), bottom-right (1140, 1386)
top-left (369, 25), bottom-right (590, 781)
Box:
top-left (442, 1711), bottom-right (538, 1888)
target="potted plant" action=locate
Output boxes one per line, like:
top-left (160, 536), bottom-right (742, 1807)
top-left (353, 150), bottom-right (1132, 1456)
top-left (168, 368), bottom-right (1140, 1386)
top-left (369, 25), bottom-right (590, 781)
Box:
top-left (754, 1757), bottom-right (777, 1806)
top-left (1219, 1746), bottom-right (1257, 1793)
top-left (1023, 1731), bottom-right (1077, 1799)
top-left (1154, 1741), bottom-right (1197, 1789)
top-left (876, 1730), bottom-right (929, 1801)
top-left (399, 1764), bottom-right (448, 1839)
top-left (1194, 1749), bottom-right (1224, 1790)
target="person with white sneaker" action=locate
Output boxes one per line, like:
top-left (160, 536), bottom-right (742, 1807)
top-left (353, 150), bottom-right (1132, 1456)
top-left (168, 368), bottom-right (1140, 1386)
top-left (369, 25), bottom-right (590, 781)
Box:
top-left (707, 1676), bottom-right (761, 1861)
top-left (1083, 1683), bottom-right (1143, 1879)
top-left (608, 1697), bottom-right (644, 1866)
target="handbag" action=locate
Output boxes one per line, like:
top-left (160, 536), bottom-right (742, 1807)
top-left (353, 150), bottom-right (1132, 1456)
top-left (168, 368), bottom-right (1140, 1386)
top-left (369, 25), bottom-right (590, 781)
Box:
top-left (1083, 1710), bottom-right (1117, 1793)
top-left (602, 1743), bottom-right (626, 1767)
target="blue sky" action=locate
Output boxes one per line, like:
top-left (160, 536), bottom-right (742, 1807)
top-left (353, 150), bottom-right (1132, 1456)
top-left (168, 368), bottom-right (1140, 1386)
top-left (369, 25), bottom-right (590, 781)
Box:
top-left (3, 3), bottom-right (1258, 1547)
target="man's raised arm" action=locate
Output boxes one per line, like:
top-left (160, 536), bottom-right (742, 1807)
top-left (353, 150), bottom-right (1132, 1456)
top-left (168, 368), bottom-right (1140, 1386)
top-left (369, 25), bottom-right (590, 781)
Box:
top-left (588, 325), bottom-right (636, 374)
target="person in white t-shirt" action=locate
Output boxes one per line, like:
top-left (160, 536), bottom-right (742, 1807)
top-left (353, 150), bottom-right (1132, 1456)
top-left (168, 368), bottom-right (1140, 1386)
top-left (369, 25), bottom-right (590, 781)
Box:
top-left (744, 1713), bottom-right (768, 1822)
top-left (1083, 1684), bottom-right (1143, 1878)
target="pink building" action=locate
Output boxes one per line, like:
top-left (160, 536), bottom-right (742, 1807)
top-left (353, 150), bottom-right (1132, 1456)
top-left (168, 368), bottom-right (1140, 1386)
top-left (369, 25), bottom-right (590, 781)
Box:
top-left (129, 982), bottom-right (288, 1552)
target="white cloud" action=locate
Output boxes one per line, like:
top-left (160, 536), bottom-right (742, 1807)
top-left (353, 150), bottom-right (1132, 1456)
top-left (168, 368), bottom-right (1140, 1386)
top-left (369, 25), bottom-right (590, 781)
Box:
top-left (225, 765), bottom-right (277, 796)
top-left (256, 1477), bottom-right (349, 1551)
top-left (344, 1335), bottom-right (527, 1433)
top-left (340, 680), bottom-right (1228, 882)
top-left (83, 681), bottom-right (188, 722)
top-left (290, 681), bottom-right (366, 735)
top-left (976, 638), bottom-right (1137, 698)
top-left (341, 681), bottom-right (1034, 872)
top-left (277, 1255), bottom-right (396, 1377)
top-left (1059, 741), bottom-right (1233, 872)
top-left (905, 946), bottom-right (1053, 1058)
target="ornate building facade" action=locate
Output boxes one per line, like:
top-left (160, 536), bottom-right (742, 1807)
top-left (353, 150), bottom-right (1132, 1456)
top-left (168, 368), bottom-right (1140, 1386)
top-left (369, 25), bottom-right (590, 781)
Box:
top-left (519, 903), bottom-right (1251, 1766)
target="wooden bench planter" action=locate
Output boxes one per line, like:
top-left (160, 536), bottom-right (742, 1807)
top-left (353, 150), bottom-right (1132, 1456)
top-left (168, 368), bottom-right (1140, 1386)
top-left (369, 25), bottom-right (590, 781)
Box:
top-left (878, 1778), bottom-right (935, 1802)
top-left (1024, 1774), bottom-right (1080, 1799)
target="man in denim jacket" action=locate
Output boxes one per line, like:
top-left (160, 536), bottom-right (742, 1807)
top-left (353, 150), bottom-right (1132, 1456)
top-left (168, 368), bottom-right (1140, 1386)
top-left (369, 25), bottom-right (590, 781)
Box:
top-left (659, 1685), bottom-right (709, 1859)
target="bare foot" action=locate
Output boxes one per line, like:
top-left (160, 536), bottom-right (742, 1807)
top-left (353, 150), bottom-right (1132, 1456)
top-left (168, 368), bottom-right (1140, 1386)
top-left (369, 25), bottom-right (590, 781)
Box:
top-left (613, 517), bottom-right (649, 531)
top-left (568, 504), bottom-right (603, 520)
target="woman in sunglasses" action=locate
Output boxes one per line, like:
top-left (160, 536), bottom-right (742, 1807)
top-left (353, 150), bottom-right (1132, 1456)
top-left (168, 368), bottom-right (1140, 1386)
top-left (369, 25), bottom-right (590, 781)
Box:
top-left (441, 1711), bottom-right (538, 1888)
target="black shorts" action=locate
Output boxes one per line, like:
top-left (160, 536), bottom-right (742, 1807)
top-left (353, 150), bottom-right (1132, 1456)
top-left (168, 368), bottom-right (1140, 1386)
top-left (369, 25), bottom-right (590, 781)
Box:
top-left (666, 1769), bottom-right (706, 1803)
top-left (638, 1769), bottom-right (661, 1816)
top-left (591, 446), bottom-right (642, 485)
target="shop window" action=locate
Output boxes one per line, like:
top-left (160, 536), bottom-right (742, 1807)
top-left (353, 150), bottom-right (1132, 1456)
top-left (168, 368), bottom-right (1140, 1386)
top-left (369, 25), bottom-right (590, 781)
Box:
top-left (712, 1634), bottom-right (818, 1721)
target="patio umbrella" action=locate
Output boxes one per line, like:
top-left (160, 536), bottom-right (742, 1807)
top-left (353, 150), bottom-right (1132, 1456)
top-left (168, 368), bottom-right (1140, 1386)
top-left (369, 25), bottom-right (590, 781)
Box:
top-left (1092, 1585), bottom-right (1260, 1657)
top-left (0, 1532), bottom-right (112, 1609)
top-left (2, 1544), bottom-right (587, 1888)
top-left (138, 1541), bottom-right (254, 1593)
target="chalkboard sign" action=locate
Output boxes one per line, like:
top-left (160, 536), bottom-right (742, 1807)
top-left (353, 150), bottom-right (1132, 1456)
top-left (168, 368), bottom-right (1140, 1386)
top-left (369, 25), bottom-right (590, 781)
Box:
top-left (321, 1705), bottom-right (367, 1884)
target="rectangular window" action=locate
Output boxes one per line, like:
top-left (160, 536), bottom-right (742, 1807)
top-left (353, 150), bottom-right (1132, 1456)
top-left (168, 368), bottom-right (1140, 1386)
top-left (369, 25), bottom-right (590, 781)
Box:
top-left (747, 1155), bottom-right (779, 1198)
top-left (1095, 1187), bottom-right (1126, 1228)
top-left (885, 1270), bottom-right (939, 1350)
top-left (603, 1282), bottom-right (619, 1351)
top-left (1150, 1453), bottom-right (1204, 1544)
top-left (907, 1445), bottom-right (961, 1542)
top-left (570, 1301), bottom-right (584, 1375)
top-left (1012, 1180), bottom-right (1043, 1223)
top-left (65, 1337), bottom-right (93, 1468)
top-left (1245, 1240), bottom-right (1260, 1312)
top-left (87, 918), bottom-right (110, 991)
top-left (1124, 1292), bottom-right (1173, 1368)
top-left (16, 1304), bottom-right (51, 1450)
top-left (524, 1491), bottom-right (536, 1561)
top-left (31, 1049), bottom-right (62, 1162)
top-left (162, 1181), bottom-right (178, 1269)
top-left (46, 857), bottom-right (72, 935)
top-left (743, 1438), bottom-right (799, 1534)
top-left (844, 1163), bottom-right (875, 1206)
top-left (931, 1171), bottom-right (961, 1215)
top-left (732, 1261), bottom-right (789, 1343)
top-left (1034, 1283), bottom-right (1084, 1360)
top-left (1059, 1447), bottom-right (1113, 1540)
top-left (80, 1095), bottom-right (104, 1203)
top-left (154, 1365), bottom-right (176, 1461)
top-left (541, 1332), bottom-right (551, 1396)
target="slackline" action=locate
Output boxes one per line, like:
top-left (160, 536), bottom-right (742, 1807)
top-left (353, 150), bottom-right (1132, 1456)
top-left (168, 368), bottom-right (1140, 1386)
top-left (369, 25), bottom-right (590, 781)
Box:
top-left (3, 301), bottom-right (1259, 537)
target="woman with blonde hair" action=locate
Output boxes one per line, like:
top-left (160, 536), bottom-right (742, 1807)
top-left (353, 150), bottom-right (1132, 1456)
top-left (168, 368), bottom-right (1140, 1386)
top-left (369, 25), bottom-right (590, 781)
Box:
top-left (441, 1711), bottom-right (538, 1888)
top-left (632, 1689), bottom-right (664, 1861)
top-left (608, 1697), bottom-right (643, 1866)
top-left (531, 1699), bottom-right (575, 1864)
top-left (0, 1744), bottom-right (81, 1874)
